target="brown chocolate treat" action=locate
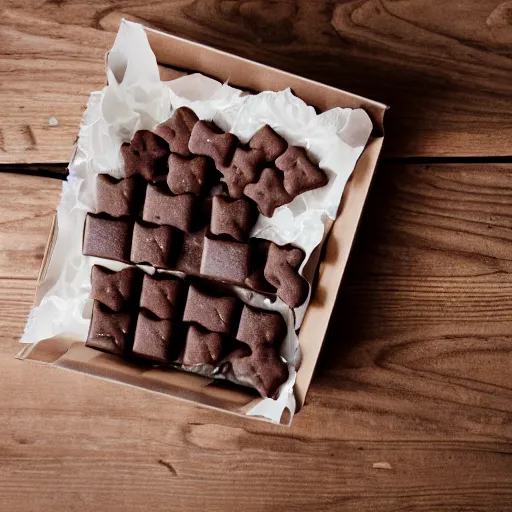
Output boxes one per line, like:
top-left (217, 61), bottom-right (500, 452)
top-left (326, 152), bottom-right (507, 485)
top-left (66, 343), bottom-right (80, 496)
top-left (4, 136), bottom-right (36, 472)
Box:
top-left (167, 154), bottom-right (210, 196)
top-left (225, 345), bottom-right (288, 399)
top-left (175, 228), bottom-right (206, 274)
top-left (275, 146), bottom-right (328, 197)
top-left (188, 120), bottom-right (237, 168)
top-left (218, 147), bottom-right (265, 198)
top-left (182, 325), bottom-right (223, 366)
top-left (133, 312), bottom-right (174, 362)
top-left (249, 125), bottom-right (287, 162)
top-left (210, 196), bottom-right (253, 242)
top-left (90, 265), bottom-right (139, 313)
top-left (264, 242), bottom-right (309, 308)
top-left (140, 274), bottom-right (185, 320)
top-left (96, 174), bottom-right (137, 218)
top-left (130, 222), bottom-right (179, 269)
top-left (142, 184), bottom-right (195, 232)
top-left (83, 214), bottom-right (132, 263)
top-left (183, 285), bottom-right (238, 334)
top-left (236, 305), bottom-right (286, 349)
top-left (243, 168), bottom-right (292, 217)
top-left (121, 130), bottom-right (169, 181)
top-left (244, 238), bottom-right (276, 293)
top-left (86, 301), bottom-right (134, 356)
top-left (155, 107), bottom-right (199, 157)
top-left (200, 237), bottom-right (249, 284)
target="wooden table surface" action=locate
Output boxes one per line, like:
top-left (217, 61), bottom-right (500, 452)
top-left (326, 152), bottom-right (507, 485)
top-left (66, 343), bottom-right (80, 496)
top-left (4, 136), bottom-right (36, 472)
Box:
top-left (1, 2), bottom-right (511, 511)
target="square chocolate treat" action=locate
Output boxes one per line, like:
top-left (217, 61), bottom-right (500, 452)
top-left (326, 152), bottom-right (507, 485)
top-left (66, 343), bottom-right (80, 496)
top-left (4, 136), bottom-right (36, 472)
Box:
top-left (140, 274), bottom-right (186, 320)
top-left (183, 285), bottom-right (238, 334)
top-left (200, 237), bottom-right (249, 284)
top-left (86, 301), bottom-right (134, 356)
top-left (210, 196), bottom-right (253, 242)
top-left (142, 184), bottom-right (194, 232)
top-left (175, 228), bottom-right (205, 275)
top-left (182, 325), bottom-right (224, 366)
top-left (96, 174), bottom-right (138, 218)
top-left (83, 214), bottom-right (132, 263)
top-left (132, 312), bottom-right (175, 363)
top-left (236, 305), bottom-right (286, 349)
top-left (131, 222), bottom-right (180, 269)
top-left (90, 265), bottom-right (140, 313)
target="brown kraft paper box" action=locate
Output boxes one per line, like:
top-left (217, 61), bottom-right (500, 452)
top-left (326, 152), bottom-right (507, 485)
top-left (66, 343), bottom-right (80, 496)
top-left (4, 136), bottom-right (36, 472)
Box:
top-left (17, 25), bottom-right (387, 425)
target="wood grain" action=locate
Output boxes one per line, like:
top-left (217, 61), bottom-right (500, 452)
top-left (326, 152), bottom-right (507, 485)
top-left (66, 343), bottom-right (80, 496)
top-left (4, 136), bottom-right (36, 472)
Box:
top-left (1, 1), bottom-right (512, 163)
top-left (1, 166), bottom-right (511, 510)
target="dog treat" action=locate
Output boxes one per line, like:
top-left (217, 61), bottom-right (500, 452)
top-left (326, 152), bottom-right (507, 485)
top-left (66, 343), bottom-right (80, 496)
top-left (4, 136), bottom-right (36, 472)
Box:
top-left (155, 107), bottom-right (199, 157)
top-left (83, 214), bottom-right (132, 263)
top-left (188, 121), bottom-right (237, 168)
top-left (133, 312), bottom-right (175, 362)
top-left (224, 345), bottom-right (288, 399)
top-left (201, 237), bottom-right (250, 283)
top-left (96, 174), bottom-right (137, 218)
top-left (131, 222), bottom-right (179, 269)
top-left (182, 325), bottom-right (224, 366)
top-left (90, 265), bottom-right (140, 313)
top-left (140, 274), bottom-right (186, 320)
top-left (264, 242), bottom-right (309, 308)
top-left (210, 196), bottom-right (253, 242)
top-left (86, 267), bottom-right (289, 398)
top-left (275, 146), bottom-right (328, 197)
top-left (121, 130), bottom-right (169, 181)
top-left (218, 147), bottom-right (266, 198)
top-left (142, 184), bottom-right (195, 232)
top-left (167, 154), bottom-right (211, 196)
top-left (249, 125), bottom-right (287, 162)
top-left (183, 285), bottom-right (238, 334)
top-left (243, 168), bottom-right (292, 217)
top-left (236, 305), bottom-right (286, 349)
top-left (86, 301), bottom-right (134, 356)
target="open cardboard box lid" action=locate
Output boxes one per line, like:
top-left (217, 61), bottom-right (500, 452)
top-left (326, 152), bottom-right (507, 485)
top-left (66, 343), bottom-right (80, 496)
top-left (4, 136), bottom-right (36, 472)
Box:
top-left (18, 25), bottom-right (387, 425)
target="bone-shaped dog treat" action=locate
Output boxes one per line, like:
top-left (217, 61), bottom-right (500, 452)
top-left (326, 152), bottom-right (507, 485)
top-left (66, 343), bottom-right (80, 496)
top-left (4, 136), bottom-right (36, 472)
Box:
top-left (155, 107), bottom-right (199, 157)
top-left (249, 125), bottom-right (287, 162)
top-left (224, 345), bottom-right (288, 399)
top-left (121, 130), bottom-right (169, 181)
top-left (243, 168), bottom-right (292, 217)
top-left (218, 147), bottom-right (266, 198)
top-left (275, 146), bottom-right (328, 197)
top-left (264, 242), bottom-right (309, 308)
top-left (167, 154), bottom-right (211, 196)
top-left (188, 121), bottom-right (238, 168)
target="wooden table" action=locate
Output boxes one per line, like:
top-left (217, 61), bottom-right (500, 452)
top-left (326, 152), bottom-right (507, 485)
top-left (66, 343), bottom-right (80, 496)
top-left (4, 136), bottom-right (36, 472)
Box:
top-left (1, 2), bottom-right (511, 510)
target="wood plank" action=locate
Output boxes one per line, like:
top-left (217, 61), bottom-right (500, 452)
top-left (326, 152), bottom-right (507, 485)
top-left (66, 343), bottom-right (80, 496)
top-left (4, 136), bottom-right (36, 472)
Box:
top-left (1, 166), bottom-right (512, 510)
top-left (1, 2), bottom-right (511, 163)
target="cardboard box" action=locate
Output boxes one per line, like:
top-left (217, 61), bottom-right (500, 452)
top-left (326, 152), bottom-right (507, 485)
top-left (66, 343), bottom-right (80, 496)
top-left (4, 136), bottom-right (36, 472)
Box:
top-left (18, 26), bottom-right (387, 425)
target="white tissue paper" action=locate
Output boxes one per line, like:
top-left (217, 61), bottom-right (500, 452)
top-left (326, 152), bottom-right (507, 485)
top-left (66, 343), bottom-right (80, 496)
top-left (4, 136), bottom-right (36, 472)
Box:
top-left (21, 20), bottom-right (372, 423)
